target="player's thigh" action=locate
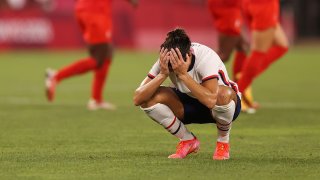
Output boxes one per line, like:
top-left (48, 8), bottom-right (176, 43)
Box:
top-left (218, 34), bottom-right (241, 62)
top-left (273, 24), bottom-right (289, 47)
top-left (247, 1), bottom-right (279, 52)
top-left (251, 28), bottom-right (275, 52)
top-left (142, 87), bottom-right (184, 119)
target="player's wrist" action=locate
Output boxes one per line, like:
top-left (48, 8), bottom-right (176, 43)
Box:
top-left (158, 73), bottom-right (169, 79)
top-left (177, 73), bottom-right (189, 81)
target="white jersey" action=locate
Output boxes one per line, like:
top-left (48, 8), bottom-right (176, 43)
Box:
top-left (148, 42), bottom-right (241, 98)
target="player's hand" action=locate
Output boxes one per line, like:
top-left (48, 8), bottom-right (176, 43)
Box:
top-left (159, 47), bottom-right (170, 76)
top-left (169, 48), bottom-right (191, 78)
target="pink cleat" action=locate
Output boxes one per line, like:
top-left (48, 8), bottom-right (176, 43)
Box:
top-left (168, 137), bottom-right (200, 159)
top-left (45, 68), bottom-right (56, 102)
top-left (213, 142), bottom-right (230, 160)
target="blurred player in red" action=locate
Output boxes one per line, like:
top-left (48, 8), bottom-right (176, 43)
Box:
top-left (45, 0), bottom-right (138, 110)
top-left (237, 0), bottom-right (288, 97)
top-left (208, 0), bottom-right (257, 113)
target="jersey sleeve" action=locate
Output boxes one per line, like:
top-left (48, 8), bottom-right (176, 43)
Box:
top-left (197, 54), bottom-right (220, 83)
top-left (147, 59), bottom-right (160, 79)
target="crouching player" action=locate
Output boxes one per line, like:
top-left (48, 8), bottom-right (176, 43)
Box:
top-left (133, 29), bottom-right (241, 160)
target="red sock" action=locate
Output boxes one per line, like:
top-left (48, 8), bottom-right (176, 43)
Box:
top-left (258, 45), bottom-right (288, 76)
top-left (91, 59), bottom-right (112, 103)
top-left (237, 51), bottom-right (268, 92)
top-left (232, 51), bottom-right (247, 81)
top-left (55, 57), bottom-right (97, 82)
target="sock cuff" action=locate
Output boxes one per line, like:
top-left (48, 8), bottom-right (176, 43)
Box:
top-left (213, 100), bottom-right (236, 113)
top-left (251, 50), bottom-right (268, 56)
top-left (140, 103), bottom-right (161, 111)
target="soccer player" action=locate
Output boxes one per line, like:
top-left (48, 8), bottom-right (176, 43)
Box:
top-left (237, 0), bottom-right (288, 94)
top-left (133, 29), bottom-right (241, 160)
top-left (208, 0), bottom-right (257, 113)
top-left (45, 0), bottom-right (138, 110)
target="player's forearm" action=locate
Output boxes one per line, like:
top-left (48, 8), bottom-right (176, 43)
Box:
top-left (179, 74), bottom-right (217, 109)
top-left (133, 74), bottom-right (167, 106)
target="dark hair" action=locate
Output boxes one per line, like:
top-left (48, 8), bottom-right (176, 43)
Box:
top-left (160, 28), bottom-right (191, 60)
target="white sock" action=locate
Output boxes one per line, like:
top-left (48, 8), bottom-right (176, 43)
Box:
top-left (141, 103), bottom-right (194, 141)
top-left (211, 101), bottom-right (236, 143)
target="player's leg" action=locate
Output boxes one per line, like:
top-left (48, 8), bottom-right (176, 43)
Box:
top-left (211, 85), bottom-right (240, 160)
top-left (218, 34), bottom-right (255, 112)
top-left (258, 24), bottom-right (289, 76)
top-left (73, 11), bottom-right (114, 110)
top-left (140, 87), bottom-right (199, 159)
top-left (237, 0), bottom-right (280, 93)
top-left (237, 27), bottom-right (275, 95)
top-left (239, 25), bottom-right (288, 106)
top-left (233, 37), bottom-right (259, 113)
top-left (45, 11), bottom-right (100, 102)
top-left (45, 56), bottom-right (98, 103)
top-left (233, 36), bottom-right (249, 79)
top-left (87, 43), bottom-right (115, 110)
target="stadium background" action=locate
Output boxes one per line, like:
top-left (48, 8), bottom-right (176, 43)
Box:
top-left (0, 0), bottom-right (320, 179)
top-left (2, 0), bottom-right (317, 50)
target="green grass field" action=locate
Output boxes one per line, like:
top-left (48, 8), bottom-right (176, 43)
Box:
top-left (0, 46), bottom-right (319, 179)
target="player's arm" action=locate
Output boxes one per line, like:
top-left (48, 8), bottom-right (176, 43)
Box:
top-left (133, 74), bottom-right (167, 106)
top-left (179, 74), bottom-right (218, 109)
top-left (170, 48), bottom-right (218, 109)
top-left (133, 48), bottom-right (170, 106)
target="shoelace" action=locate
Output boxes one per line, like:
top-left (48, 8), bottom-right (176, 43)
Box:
top-left (216, 144), bottom-right (227, 156)
top-left (218, 144), bottom-right (225, 151)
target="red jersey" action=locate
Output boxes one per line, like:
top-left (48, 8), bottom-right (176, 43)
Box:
top-left (75, 0), bottom-right (111, 13)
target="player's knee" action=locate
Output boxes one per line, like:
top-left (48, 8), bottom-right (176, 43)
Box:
top-left (216, 86), bottom-right (233, 106)
top-left (140, 87), bottom-right (167, 108)
top-left (212, 87), bottom-right (236, 122)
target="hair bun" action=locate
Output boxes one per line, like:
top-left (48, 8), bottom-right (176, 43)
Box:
top-left (168, 28), bottom-right (186, 39)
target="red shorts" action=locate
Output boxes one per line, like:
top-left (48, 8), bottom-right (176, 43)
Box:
top-left (75, 10), bottom-right (112, 44)
top-left (208, 0), bottom-right (242, 36)
top-left (243, 0), bottom-right (279, 30)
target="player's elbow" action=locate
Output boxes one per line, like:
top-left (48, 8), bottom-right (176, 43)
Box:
top-left (204, 98), bottom-right (217, 109)
top-left (133, 90), bottom-right (144, 106)
top-left (133, 94), bottom-right (142, 106)
top-left (133, 98), bottom-right (144, 106)
top-left (201, 92), bottom-right (217, 109)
